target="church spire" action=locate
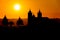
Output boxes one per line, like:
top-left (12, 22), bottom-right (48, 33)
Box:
top-left (37, 10), bottom-right (42, 18)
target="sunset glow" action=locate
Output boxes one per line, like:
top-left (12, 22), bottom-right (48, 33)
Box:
top-left (14, 4), bottom-right (21, 10)
top-left (0, 0), bottom-right (60, 19)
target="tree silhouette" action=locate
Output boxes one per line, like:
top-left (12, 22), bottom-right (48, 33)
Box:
top-left (9, 21), bottom-right (14, 27)
top-left (16, 17), bottom-right (24, 26)
top-left (2, 16), bottom-right (8, 26)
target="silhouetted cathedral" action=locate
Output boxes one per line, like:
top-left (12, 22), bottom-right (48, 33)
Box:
top-left (0, 9), bottom-right (60, 33)
top-left (28, 10), bottom-right (42, 25)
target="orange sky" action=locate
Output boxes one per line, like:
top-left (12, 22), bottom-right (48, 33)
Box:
top-left (0, 0), bottom-right (60, 19)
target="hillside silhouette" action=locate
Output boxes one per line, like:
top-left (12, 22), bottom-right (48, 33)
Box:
top-left (0, 10), bottom-right (60, 33)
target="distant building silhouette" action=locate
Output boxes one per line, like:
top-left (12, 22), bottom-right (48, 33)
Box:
top-left (16, 17), bottom-right (24, 26)
top-left (37, 10), bottom-right (42, 20)
top-left (28, 10), bottom-right (33, 20)
top-left (2, 16), bottom-right (8, 26)
top-left (28, 10), bottom-right (43, 25)
top-left (0, 9), bottom-right (60, 33)
top-left (28, 10), bottom-right (33, 25)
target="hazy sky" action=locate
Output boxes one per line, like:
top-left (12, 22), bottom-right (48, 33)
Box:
top-left (0, 0), bottom-right (60, 19)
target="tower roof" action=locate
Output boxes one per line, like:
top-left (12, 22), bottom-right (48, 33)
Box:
top-left (28, 10), bottom-right (32, 13)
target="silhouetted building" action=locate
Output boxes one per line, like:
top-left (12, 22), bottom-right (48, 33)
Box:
top-left (0, 9), bottom-right (60, 33)
top-left (2, 16), bottom-right (8, 26)
top-left (16, 17), bottom-right (24, 26)
top-left (28, 10), bottom-right (33, 19)
top-left (37, 10), bottom-right (42, 20)
top-left (32, 15), bottom-right (37, 24)
top-left (28, 10), bottom-right (33, 25)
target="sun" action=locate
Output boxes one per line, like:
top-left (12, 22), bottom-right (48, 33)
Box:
top-left (14, 4), bottom-right (21, 10)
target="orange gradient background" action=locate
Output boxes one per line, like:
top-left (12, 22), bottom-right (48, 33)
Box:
top-left (0, 0), bottom-right (60, 19)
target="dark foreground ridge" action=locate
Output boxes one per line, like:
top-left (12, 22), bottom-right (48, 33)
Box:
top-left (0, 10), bottom-right (60, 33)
